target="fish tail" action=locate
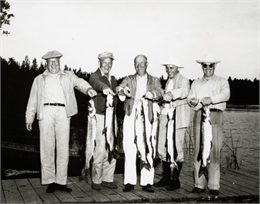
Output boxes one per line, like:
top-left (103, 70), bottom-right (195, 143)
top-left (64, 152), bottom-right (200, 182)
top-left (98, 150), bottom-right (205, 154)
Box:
top-left (141, 160), bottom-right (151, 170)
top-left (198, 165), bottom-right (208, 180)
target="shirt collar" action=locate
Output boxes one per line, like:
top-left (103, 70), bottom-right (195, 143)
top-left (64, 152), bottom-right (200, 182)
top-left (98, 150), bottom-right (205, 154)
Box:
top-left (136, 73), bottom-right (148, 80)
top-left (202, 74), bottom-right (217, 81)
top-left (43, 69), bottom-right (65, 76)
top-left (99, 68), bottom-right (110, 78)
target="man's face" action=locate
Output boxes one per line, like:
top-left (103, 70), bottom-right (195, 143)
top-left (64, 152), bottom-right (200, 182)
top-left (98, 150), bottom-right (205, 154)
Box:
top-left (202, 63), bottom-right (215, 77)
top-left (47, 58), bottom-right (60, 74)
top-left (165, 65), bottom-right (179, 79)
top-left (135, 56), bottom-right (148, 77)
top-left (99, 58), bottom-right (113, 75)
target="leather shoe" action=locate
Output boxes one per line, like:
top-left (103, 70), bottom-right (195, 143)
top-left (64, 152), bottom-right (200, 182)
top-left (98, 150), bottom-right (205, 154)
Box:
top-left (166, 179), bottom-right (180, 191)
top-left (91, 183), bottom-right (102, 190)
top-left (46, 183), bottom-right (55, 193)
top-left (56, 184), bottom-right (72, 193)
top-left (101, 181), bottom-right (118, 189)
top-left (191, 187), bottom-right (206, 193)
top-left (123, 183), bottom-right (134, 192)
top-left (209, 189), bottom-right (219, 195)
top-left (142, 184), bottom-right (154, 193)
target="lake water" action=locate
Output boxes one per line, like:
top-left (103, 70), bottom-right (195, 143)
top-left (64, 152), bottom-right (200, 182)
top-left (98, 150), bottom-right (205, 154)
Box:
top-left (3, 109), bottom-right (259, 178)
top-left (179, 109), bottom-right (259, 176)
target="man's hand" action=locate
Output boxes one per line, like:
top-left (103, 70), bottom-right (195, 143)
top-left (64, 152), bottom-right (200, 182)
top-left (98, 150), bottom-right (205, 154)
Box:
top-left (26, 123), bottom-right (32, 131)
top-left (103, 88), bottom-right (115, 96)
top-left (187, 97), bottom-right (200, 107)
top-left (123, 87), bottom-right (132, 98)
top-left (201, 97), bottom-right (212, 106)
top-left (145, 91), bottom-right (154, 100)
top-left (87, 88), bottom-right (97, 97)
top-left (163, 92), bottom-right (173, 102)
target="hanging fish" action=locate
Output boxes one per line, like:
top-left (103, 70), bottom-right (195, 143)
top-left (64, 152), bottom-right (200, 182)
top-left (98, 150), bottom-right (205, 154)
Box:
top-left (166, 107), bottom-right (178, 170)
top-left (103, 94), bottom-right (116, 163)
top-left (134, 100), bottom-right (151, 170)
top-left (81, 99), bottom-right (97, 181)
top-left (197, 105), bottom-right (213, 179)
top-left (150, 102), bottom-right (160, 160)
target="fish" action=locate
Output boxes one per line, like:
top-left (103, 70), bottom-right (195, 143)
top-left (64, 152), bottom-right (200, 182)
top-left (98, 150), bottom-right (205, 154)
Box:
top-left (197, 105), bottom-right (213, 179)
top-left (103, 94), bottom-right (116, 163)
top-left (166, 107), bottom-right (178, 170)
top-left (134, 99), bottom-right (151, 170)
top-left (81, 99), bottom-right (97, 182)
top-left (150, 102), bottom-right (160, 160)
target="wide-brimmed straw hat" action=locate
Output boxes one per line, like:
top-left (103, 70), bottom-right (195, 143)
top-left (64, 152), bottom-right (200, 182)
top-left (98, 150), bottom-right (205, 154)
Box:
top-left (161, 56), bottom-right (184, 68)
top-left (196, 54), bottom-right (221, 64)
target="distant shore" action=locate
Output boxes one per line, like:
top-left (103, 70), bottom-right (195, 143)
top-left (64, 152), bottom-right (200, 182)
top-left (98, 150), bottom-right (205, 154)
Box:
top-left (226, 104), bottom-right (259, 111)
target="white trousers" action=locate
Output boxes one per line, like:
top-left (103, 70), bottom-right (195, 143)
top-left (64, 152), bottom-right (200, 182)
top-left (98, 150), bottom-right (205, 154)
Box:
top-left (92, 114), bottom-right (116, 184)
top-left (39, 106), bottom-right (70, 185)
top-left (123, 108), bottom-right (154, 186)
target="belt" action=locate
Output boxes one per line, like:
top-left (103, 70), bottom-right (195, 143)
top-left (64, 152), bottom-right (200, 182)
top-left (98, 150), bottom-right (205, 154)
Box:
top-left (44, 103), bottom-right (65, 107)
top-left (210, 108), bottom-right (221, 112)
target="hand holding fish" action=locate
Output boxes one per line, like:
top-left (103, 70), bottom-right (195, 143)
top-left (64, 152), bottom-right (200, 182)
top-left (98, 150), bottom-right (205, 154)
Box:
top-left (188, 97), bottom-right (199, 106)
top-left (163, 91), bottom-right (173, 102)
top-left (201, 97), bottom-right (212, 106)
top-left (87, 88), bottom-right (97, 98)
top-left (123, 87), bottom-right (132, 98)
top-left (103, 88), bottom-right (115, 96)
top-left (144, 91), bottom-right (154, 100)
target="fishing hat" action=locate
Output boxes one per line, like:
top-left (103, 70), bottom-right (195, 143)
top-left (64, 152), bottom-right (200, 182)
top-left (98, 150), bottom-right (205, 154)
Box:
top-left (98, 52), bottom-right (114, 60)
top-left (42, 50), bottom-right (63, 60)
top-left (161, 56), bottom-right (184, 68)
top-left (196, 54), bottom-right (221, 64)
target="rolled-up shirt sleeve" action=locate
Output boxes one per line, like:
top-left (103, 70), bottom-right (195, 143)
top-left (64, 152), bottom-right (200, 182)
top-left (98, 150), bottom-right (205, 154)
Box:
top-left (211, 79), bottom-right (230, 104)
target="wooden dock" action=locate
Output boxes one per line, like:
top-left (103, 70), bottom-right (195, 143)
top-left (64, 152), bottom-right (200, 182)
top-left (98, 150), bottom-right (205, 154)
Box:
top-left (1, 167), bottom-right (259, 203)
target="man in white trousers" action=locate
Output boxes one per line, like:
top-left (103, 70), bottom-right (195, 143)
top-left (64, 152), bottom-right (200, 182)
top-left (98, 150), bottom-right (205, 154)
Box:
top-left (116, 54), bottom-right (162, 193)
top-left (25, 50), bottom-right (97, 193)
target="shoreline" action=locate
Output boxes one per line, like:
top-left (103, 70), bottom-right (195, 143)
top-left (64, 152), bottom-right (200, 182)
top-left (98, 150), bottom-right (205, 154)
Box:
top-left (226, 104), bottom-right (259, 111)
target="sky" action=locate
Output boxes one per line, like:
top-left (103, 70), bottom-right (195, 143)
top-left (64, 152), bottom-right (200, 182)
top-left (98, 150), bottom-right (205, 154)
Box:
top-left (1, 0), bottom-right (259, 80)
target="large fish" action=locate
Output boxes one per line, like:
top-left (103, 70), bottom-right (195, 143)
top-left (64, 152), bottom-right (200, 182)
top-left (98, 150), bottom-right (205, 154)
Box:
top-left (81, 99), bottom-right (97, 181)
top-left (197, 105), bottom-right (213, 179)
top-left (166, 107), bottom-right (178, 170)
top-left (150, 102), bottom-right (160, 160)
top-left (134, 99), bottom-right (151, 170)
top-left (103, 94), bottom-right (116, 163)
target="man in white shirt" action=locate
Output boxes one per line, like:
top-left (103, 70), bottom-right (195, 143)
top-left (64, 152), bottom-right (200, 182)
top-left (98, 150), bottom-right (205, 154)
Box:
top-left (187, 54), bottom-right (230, 196)
top-left (154, 57), bottom-right (191, 191)
top-left (25, 50), bottom-right (97, 193)
top-left (116, 54), bottom-right (162, 193)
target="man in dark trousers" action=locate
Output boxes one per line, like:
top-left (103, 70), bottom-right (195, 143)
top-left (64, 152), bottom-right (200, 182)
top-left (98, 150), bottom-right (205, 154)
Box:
top-left (89, 52), bottom-right (118, 190)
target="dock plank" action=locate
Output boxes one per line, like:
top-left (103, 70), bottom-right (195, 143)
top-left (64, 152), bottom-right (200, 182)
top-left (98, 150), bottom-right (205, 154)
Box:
top-left (1, 185), bottom-right (7, 203)
top-left (67, 178), bottom-right (95, 203)
top-left (15, 179), bottom-right (42, 203)
top-left (110, 174), bottom-right (143, 202)
top-left (28, 178), bottom-right (60, 203)
top-left (70, 176), bottom-right (111, 203)
top-left (2, 179), bottom-right (24, 203)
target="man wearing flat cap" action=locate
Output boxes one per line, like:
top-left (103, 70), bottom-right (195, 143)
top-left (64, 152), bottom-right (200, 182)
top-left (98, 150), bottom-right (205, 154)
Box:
top-left (25, 50), bottom-right (97, 193)
top-left (187, 54), bottom-right (230, 195)
top-left (154, 56), bottom-right (191, 191)
top-left (116, 54), bottom-right (162, 193)
top-left (88, 52), bottom-right (118, 190)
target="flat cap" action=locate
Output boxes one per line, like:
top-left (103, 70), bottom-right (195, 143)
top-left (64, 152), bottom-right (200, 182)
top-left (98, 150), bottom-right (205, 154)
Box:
top-left (98, 52), bottom-right (114, 60)
top-left (42, 50), bottom-right (63, 60)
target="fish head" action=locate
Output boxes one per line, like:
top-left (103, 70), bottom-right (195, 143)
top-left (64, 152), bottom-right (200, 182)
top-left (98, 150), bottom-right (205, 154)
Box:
top-left (88, 99), bottom-right (96, 116)
top-left (167, 108), bottom-right (174, 120)
top-left (106, 94), bottom-right (114, 107)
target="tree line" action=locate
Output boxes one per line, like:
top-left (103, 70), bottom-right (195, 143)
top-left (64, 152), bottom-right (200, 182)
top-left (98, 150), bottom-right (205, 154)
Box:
top-left (1, 56), bottom-right (259, 139)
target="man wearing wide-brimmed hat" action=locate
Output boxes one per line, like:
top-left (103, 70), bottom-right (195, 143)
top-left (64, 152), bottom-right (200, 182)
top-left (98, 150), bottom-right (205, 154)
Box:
top-left (25, 50), bottom-right (97, 193)
top-left (187, 54), bottom-right (230, 196)
top-left (88, 52), bottom-right (118, 190)
top-left (154, 56), bottom-right (191, 191)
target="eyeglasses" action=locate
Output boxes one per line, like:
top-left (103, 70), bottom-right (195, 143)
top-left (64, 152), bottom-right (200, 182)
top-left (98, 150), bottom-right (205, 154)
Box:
top-left (202, 63), bottom-right (215, 69)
